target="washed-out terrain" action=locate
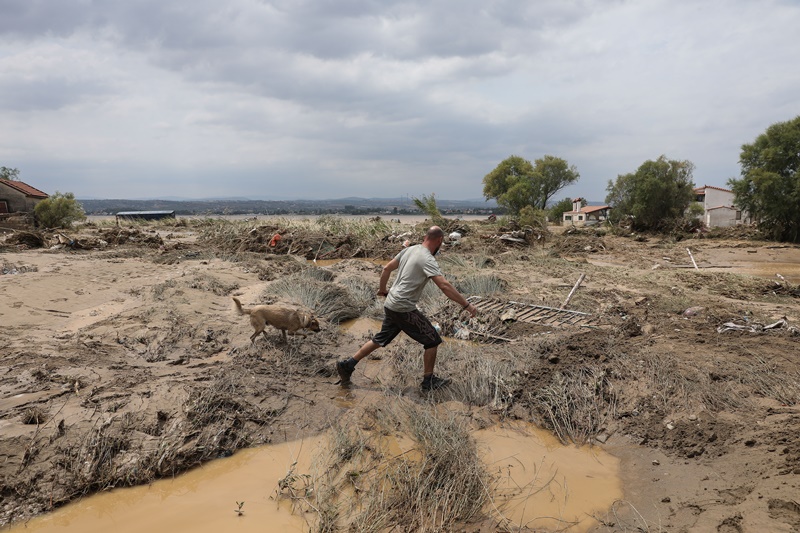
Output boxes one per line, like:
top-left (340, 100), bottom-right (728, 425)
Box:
top-left (1, 217), bottom-right (799, 532)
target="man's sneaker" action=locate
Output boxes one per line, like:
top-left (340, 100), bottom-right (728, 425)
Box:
top-left (336, 360), bottom-right (354, 384)
top-left (421, 374), bottom-right (451, 391)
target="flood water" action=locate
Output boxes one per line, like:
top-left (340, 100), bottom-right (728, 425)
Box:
top-left (6, 423), bottom-right (620, 532)
top-left (5, 436), bottom-right (324, 533)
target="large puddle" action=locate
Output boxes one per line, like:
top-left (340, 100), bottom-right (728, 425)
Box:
top-left (4, 437), bottom-right (325, 533)
top-left (475, 423), bottom-right (620, 531)
top-left (6, 424), bottom-right (620, 532)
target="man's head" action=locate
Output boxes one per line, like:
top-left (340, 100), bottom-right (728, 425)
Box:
top-left (424, 226), bottom-right (444, 255)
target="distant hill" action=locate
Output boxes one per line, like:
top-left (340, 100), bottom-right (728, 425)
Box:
top-left (78, 197), bottom-right (498, 216)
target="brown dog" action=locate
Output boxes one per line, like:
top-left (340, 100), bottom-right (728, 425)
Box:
top-left (232, 297), bottom-right (320, 343)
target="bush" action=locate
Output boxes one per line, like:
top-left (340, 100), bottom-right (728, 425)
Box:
top-left (518, 205), bottom-right (548, 231)
top-left (34, 191), bottom-right (86, 229)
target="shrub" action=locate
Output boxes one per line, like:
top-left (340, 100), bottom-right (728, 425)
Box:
top-left (34, 191), bottom-right (86, 229)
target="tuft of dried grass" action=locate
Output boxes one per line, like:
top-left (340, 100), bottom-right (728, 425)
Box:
top-left (266, 271), bottom-right (364, 323)
top-left (534, 366), bottom-right (615, 445)
top-left (454, 273), bottom-right (507, 297)
top-left (735, 356), bottom-right (800, 406)
top-left (280, 401), bottom-right (491, 532)
top-left (21, 406), bottom-right (48, 425)
top-left (384, 341), bottom-right (520, 410)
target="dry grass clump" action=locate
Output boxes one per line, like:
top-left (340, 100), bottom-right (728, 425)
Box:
top-left (339, 276), bottom-right (382, 319)
top-left (612, 350), bottom-right (744, 416)
top-left (439, 251), bottom-right (495, 270)
top-left (56, 420), bottom-right (134, 495)
top-left (735, 356), bottom-right (800, 406)
top-left (454, 273), bottom-right (507, 297)
top-left (278, 401), bottom-right (491, 532)
top-left (150, 279), bottom-right (178, 300)
top-left (383, 403), bottom-right (489, 528)
top-left (21, 406), bottom-right (48, 425)
top-left (267, 272), bottom-right (363, 323)
top-left (384, 341), bottom-right (520, 410)
top-left (534, 366), bottom-right (615, 445)
top-left (185, 364), bottom-right (278, 428)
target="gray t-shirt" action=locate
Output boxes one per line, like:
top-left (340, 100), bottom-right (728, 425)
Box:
top-left (384, 244), bottom-right (443, 312)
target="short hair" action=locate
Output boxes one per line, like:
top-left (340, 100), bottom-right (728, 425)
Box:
top-left (426, 226), bottom-right (444, 240)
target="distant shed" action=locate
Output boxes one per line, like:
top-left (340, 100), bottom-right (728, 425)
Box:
top-left (115, 210), bottom-right (176, 223)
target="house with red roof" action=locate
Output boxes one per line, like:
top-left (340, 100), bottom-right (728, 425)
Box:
top-left (0, 179), bottom-right (49, 215)
top-left (693, 185), bottom-right (747, 227)
top-left (562, 197), bottom-right (611, 226)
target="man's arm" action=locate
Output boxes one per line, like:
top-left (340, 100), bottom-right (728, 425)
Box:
top-left (431, 275), bottom-right (477, 317)
top-left (377, 258), bottom-right (400, 296)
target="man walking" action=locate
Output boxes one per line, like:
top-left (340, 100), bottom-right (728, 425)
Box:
top-left (336, 226), bottom-right (477, 390)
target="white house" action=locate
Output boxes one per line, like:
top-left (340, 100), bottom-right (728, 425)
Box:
top-left (693, 185), bottom-right (746, 228)
top-left (562, 197), bottom-right (611, 226)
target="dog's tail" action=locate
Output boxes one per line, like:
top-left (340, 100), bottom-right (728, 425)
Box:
top-left (232, 297), bottom-right (248, 315)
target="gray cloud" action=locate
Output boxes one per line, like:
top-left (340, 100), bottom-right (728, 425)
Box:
top-left (0, 0), bottom-right (799, 201)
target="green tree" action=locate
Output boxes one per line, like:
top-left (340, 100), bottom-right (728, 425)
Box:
top-left (548, 196), bottom-right (579, 224)
top-left (483, 155), bottom-right (579, 214)
top-left (1, 166), bottom-right (20, 180)
top-left (728, 115), bottom-right (800, 242)
top-left (34, 191), bottom-right (86, 229)
top-left (605, 156), bottom-right (695, 231)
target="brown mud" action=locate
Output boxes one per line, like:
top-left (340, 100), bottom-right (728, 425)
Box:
top-left (1, 220), bottom-right (800, 531)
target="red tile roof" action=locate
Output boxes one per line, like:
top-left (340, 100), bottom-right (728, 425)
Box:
top-left (0, 179), bottom-right (48, 199)
top-left (694, 185), bottom-right (733, 194)
top-left (564, 205), bottom-right (611, 214)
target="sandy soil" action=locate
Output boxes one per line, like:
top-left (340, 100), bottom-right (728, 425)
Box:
top-left (1, 221), bottom-right (800, 532)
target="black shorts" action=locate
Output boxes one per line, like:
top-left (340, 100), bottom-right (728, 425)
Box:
top-left (373, 307), bottom-right (443, 350)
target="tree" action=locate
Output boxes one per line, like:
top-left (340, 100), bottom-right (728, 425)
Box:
top-left (34, 192), bottom-right (86, 229)
top-left (548, 196), bottom-right (579, 224)
top-left (728, 115), bottom-right (800, 242)
top-left (605, 156), bottom-right (695, 231)
top-left (483, 155), bottom-right (579, 214)
top-left (1, 167), bottom-right (20, 180)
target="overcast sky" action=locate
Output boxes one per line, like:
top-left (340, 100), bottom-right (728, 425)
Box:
top-left (1, 1), bottom-right (798, 202)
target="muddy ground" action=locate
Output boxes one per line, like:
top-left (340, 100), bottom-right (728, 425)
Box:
top-left (1, 219), bottom-right (799, 532)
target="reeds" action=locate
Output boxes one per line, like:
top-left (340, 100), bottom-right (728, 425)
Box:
top-left (534, 366), bottom-right (615, 445)
top-left (454, 273), bottom-right (507, 297)
top-left (279, 401), bottom-right (491, 532)
top-left (735, 355), bottom-right (800, 406)
top-left (266, 271), bottom-right (363, 323)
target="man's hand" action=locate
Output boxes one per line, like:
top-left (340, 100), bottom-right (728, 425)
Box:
top-left (463, 302), bottom-right (477, 318)
top-left (377, 289), bottom-right (388, 297)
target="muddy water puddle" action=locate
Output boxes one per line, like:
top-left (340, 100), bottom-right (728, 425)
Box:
top-left (340, 316), bottom-right (382, 338)
top-left (476, 422), bottom-right (621, 531)
top-left (5, 436), bottom-right (325, 533)
top-left (739, 261), bottom-right (800, 285)
top-left (7, 421), bottom-right (620, 533)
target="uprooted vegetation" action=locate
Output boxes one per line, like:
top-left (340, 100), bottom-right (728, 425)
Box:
top-left (3, 218), bottom-right (800, 531)
top-left (276, 402), bottom-right (491, 532)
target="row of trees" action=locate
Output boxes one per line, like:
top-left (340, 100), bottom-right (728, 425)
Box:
top-left (482, 114), bottom-right (800, 242)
